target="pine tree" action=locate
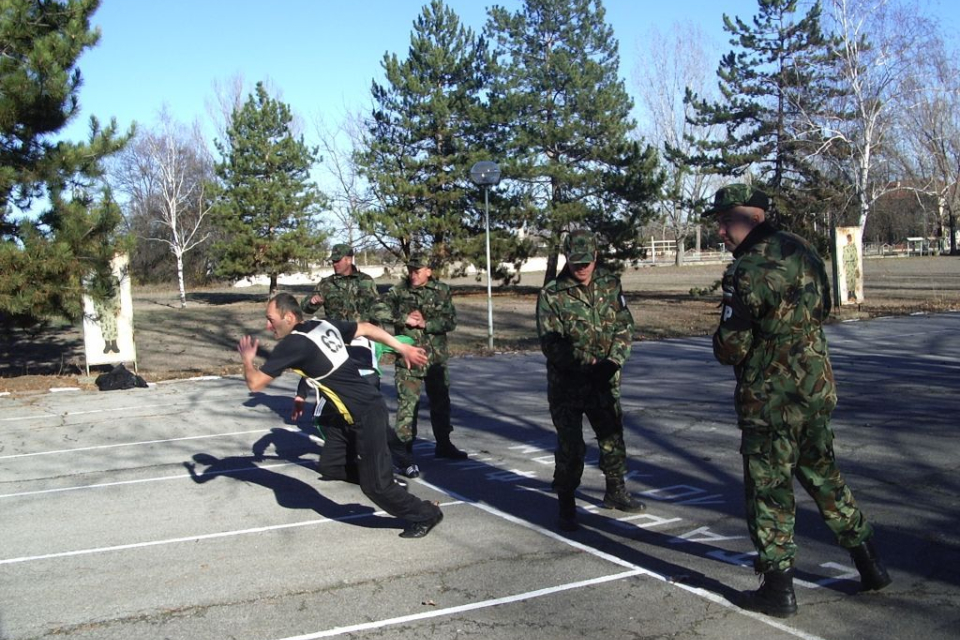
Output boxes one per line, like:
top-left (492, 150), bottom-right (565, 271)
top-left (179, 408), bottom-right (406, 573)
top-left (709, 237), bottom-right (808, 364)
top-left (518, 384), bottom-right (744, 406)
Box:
top-left (357, 0), bottom-right (490, 266)
top-left (485, 0), bottom-right (662, 283)
top-left (212, 82), bottom-right (326, 295)
top-left (0, 0), bottom-right (130, 326)
top-left (682, 0), bottom-right (841, 235)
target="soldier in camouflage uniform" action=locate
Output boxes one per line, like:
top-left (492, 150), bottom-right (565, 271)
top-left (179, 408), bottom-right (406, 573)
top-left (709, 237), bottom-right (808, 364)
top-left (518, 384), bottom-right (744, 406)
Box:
top-left (707, 184), bottom-right (891, 618)
top-left (301, 243), bottom-right (381, 322)
top-left (378, 253), bottom-right (468, 475)
top-left (536, 230), bottom-right (646, 533)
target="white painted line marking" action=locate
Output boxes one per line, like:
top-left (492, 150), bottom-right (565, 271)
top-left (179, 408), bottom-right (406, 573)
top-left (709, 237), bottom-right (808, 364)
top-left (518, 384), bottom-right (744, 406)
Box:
top-left (0, 429), bottom-right (267, 460)
top-left (157, 375), bottom-right (223, 383)
top-left (0, 461), bottom-right (306, 499)
top-left (277, 570), bottom-right (645, 640)
top-left (0, 402), bottom-right (179, 422)
top-left (0, 499), bottom-right (464, 565)
top-left (409, 478), bottom-right (829, 640)
top-left (1, 421), bottom-right (835, 640)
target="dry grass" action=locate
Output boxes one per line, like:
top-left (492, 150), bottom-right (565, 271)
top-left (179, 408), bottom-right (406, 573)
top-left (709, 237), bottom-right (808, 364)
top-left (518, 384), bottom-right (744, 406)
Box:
top-left (2, 256), bottom-right (958, 394)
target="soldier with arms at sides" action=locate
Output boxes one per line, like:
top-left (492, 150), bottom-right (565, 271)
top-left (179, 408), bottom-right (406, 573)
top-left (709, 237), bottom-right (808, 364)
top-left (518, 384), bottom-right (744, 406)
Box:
top-left (707, 184), bottom-right (891, 617)
top-left (536, 230), bottom-right (646, 533)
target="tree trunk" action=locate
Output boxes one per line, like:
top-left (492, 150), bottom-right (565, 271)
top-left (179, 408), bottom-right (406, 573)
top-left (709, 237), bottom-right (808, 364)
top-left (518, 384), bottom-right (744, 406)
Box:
top-left (269, 274), bottom-right (278, 297)
top-left (176, 252), bottom-right (187, 308)
top-left (544, 250), bottom-right (559, 286)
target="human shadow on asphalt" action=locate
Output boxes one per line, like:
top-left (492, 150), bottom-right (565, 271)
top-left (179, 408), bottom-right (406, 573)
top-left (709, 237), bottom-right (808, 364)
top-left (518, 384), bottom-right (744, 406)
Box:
top-left (183, 452), bottom-right (398, 530)
top-left (251, 426), bottom-right (322, 460)
top-left (243, 391), bottom-right (301, 423)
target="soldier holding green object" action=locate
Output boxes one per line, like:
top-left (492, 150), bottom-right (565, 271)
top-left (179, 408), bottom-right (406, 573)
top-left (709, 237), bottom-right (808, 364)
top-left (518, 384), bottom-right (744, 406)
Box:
top-left (378, 253), bottom-right (468, 476)
top-left (707, 183), bottom-right (891, 618)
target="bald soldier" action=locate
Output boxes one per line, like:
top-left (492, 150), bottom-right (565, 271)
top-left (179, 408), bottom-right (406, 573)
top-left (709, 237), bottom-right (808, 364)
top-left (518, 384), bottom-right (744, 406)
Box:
top-left (706, 183), bottom-right (891, 617)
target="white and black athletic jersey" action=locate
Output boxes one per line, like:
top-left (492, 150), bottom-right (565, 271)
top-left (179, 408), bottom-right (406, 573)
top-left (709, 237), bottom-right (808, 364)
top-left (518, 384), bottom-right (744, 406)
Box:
top-left (260, 319), bottom-right (380, 424)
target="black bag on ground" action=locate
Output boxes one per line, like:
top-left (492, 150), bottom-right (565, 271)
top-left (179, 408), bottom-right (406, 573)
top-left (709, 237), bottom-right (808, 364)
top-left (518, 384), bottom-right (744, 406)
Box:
top-left (95, 364), bottom-right (148, 391)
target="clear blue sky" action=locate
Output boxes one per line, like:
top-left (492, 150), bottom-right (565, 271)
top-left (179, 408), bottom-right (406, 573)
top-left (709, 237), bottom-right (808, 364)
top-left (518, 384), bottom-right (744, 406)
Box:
top-left (63, 0), bottom-right (960, 146)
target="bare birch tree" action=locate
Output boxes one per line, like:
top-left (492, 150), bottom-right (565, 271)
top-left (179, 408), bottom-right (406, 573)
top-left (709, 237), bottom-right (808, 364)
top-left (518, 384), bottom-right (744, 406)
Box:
top-left (205, 73), bottom-right (246, 143)
top-left (112, 109), bottom-right (215, 307)
top-left (313, 112), bottom-right (379, 260)
top-left (895, 35), bottom-right (960, 254)
top-left (811, 0), bottom-right (933, 233)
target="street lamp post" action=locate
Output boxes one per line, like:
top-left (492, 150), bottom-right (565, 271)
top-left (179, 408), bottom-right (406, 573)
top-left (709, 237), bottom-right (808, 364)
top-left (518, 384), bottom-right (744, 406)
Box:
top-left (469, 161), bottom-right (501, 351)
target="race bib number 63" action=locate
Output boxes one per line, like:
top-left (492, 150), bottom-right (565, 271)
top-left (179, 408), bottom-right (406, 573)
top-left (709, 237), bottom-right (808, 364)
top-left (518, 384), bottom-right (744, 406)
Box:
top-left (295, 321), bottom-right (349, 378)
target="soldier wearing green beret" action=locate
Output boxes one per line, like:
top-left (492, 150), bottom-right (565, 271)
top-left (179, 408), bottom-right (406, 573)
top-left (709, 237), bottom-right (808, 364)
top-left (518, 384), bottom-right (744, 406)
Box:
top-left (378, 252), bottom-right (468, 477)
top-left (707, 183), bottom-right (891, 618)
top-left (302, 243), bottom-right (381, 323)
top-left (536, 230), bottom-right (646, 533)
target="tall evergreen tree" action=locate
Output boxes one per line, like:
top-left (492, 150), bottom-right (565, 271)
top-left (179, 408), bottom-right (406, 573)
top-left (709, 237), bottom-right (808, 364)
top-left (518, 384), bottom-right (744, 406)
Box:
top-left (0, 0), bottom-right (130, 326)
top-left (212, 82), bottom-right (326, 295)
top-left (357, 0), bottom-right (489, 266)
top-left (682, 0), bottom-right (840, 236)
top-left (485, 0), bottom-right (662, 283)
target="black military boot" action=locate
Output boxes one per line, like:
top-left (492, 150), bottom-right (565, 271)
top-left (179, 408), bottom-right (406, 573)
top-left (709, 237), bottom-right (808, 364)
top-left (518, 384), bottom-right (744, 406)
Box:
top-left (435, 437), bottom-right (468, 459)
top-left (601, 477), bottom-right (646, 513)
top-left (849, 539), bottom-right (892, 591)
top-left (558, 490), bottom-right (579, 532)
top-left (739, 568), bottom-right (798, 618)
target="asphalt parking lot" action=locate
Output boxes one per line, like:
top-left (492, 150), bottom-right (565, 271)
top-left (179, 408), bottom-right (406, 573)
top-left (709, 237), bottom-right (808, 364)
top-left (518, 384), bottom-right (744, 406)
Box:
top-left (2, 312), bottom-right (958, 640)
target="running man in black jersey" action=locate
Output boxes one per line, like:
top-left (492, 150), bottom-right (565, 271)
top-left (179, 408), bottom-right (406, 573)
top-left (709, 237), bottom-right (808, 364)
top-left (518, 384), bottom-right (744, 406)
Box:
top-left (238, 292), bottom-right (443, 538)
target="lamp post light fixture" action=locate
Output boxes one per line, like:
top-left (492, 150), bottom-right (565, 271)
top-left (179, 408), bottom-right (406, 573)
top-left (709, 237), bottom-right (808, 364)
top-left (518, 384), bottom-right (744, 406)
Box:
top-left (469, 160), bottom-right (501, 351)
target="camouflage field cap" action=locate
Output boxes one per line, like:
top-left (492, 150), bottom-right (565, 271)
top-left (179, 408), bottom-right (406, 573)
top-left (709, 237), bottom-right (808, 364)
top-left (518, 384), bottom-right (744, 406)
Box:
top-left (563, 230), bottom-right (597, 264)
top-left (406, 252), bottom-right (432, 270)
top-left (329, 243), bottom-right (354, 262)
top-left (704, 183), bottom-right (770, 216)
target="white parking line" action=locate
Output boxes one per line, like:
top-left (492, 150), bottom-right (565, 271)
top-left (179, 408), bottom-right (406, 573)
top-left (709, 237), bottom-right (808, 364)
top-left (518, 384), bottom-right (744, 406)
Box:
top-left (0, 429), bottom-right (268, 460)
top-left (396, 478), bottom-right (829, 640)
top-left (1, 518), bottom-right (340, 565)
top-left (0, 402), bottom-right (185, 423)
top-left (2, 457), bottom-right (831, 640)
top-left (277, 570), bottom-right (645, 640)
top-left (0, 499), bottom-right (464, 565)
top-left (0, 461), bottom-right (307, 499)
top-left (0, 412), bottom-right (828, 640)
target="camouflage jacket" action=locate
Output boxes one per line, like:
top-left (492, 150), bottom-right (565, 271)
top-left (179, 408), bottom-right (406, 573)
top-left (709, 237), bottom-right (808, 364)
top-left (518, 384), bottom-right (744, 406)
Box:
top-left (301, 267), bottom-right (381, 322)
top-left (378, 277), bottom-right (456, 371)
top-left (536, 266), bottom-right (635, 380)
top-left (713, 221), bottom-right (837, 430)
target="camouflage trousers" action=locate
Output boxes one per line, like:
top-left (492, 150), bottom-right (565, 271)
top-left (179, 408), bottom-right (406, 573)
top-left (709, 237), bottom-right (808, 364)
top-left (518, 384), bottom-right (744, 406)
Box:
top-left (547, 378), bottom-right (628, 493)
top-left (741, 417), bottom-right (873, 573)
top-left (394, 363), bottom-right (452, 444)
